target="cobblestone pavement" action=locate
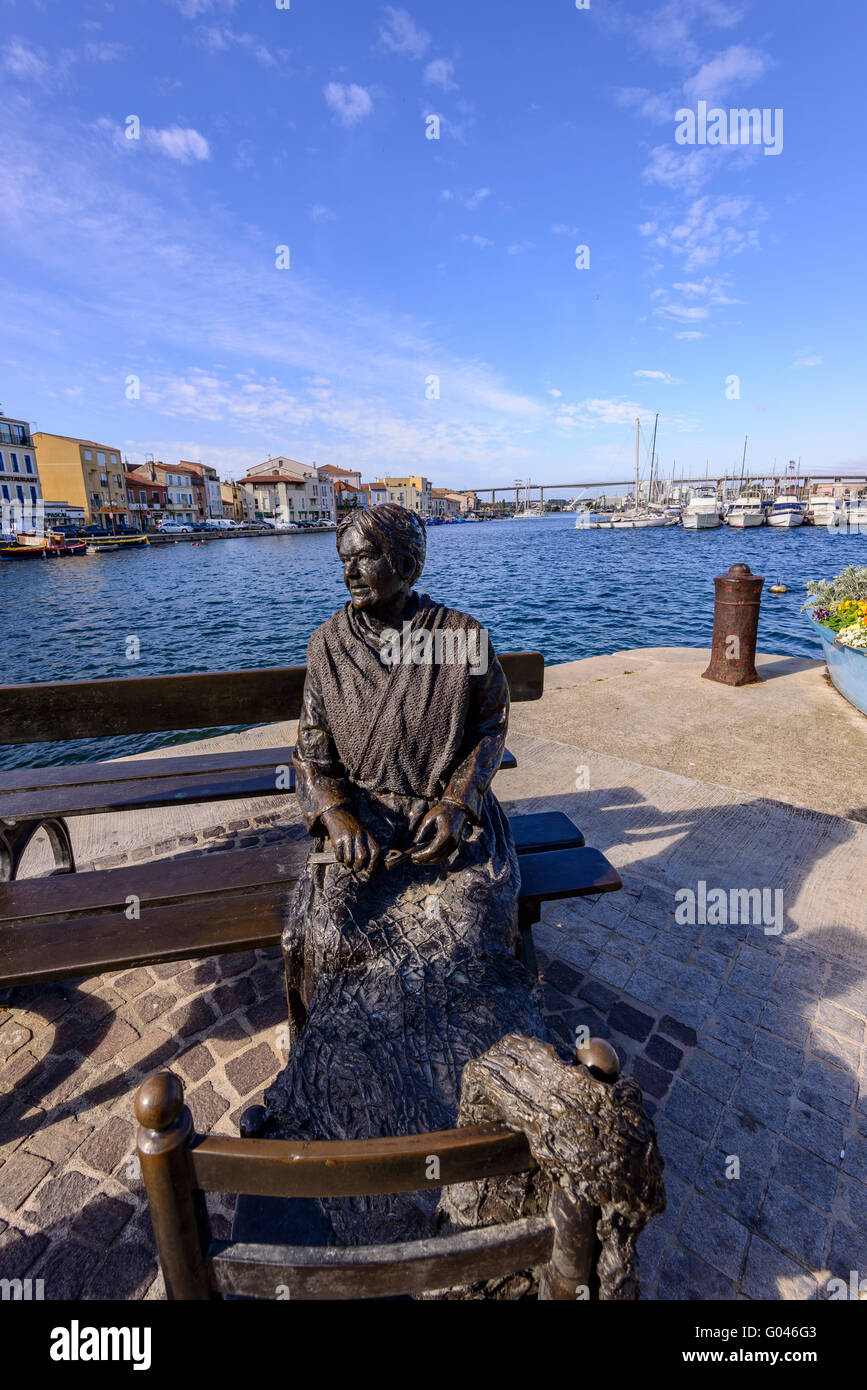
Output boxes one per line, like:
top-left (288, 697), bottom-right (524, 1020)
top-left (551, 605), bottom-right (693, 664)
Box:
top-left (1, 784), bottom-right (865, 1300)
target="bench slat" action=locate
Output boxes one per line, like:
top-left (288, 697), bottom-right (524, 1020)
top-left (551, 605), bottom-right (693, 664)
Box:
top-left (0, 653), bottom-right (543, 745)
top-left (0, 750), bottom-right (515, 820)
top-left (207, 1216), bottom-right (554, 1300)
top-left (509, 811), bottom-right (584, 854)
top-left (0, 745), bottom-right (297, 794)
top-left (518, 845), bottom-right (622, 903)
top-left (0, 840), bottom-right (308, 925)
top-left (192, 1124), bottom-right (532, 1197)
top-left (0, 888), bottom-right (287, 987)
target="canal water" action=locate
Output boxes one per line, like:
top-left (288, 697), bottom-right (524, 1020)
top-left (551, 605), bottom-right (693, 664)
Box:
top-left (2, 515), bottom-right (863, 766)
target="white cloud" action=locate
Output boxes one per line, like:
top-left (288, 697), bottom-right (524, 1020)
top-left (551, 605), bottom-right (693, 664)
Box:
top-left (648, 196), bottom-right (762, 271)
top-left (324, 83), bottom-right (374, 128)
top-left (547, 389), bottom-right (563, 398)
top-left (379, 8), bottom-right (430, 59)
top-left (3, 38), bottom-right (53, 85)
top-left (424, 58), bottom-right (457, 91)
top-left (168, 0), bottom-right (238, 16)
top-left (675, 330), bottom-right (706, 339)
top-left (198, 27), bottom-right (280, 66)
top-left (552, 223), bottom-right (579, 236)
top-left (309, 204), bottom-right (338, 223)
top-left (654, 303), bottom-right (709, 322)
top-left (683, 45), bottom-right (770, 103)
top-left (458, 234), bottom-right (494, 249)
top-left (507, 242), bottom-right (535, 255)
top-left (145, 126), bottom-right (211, 162)
top-left (792, 351), bottom-right (822, 368)
top-left (634, 369), bottom-right (680, 384)
top-left (442, 187), bottom-right (490, 210)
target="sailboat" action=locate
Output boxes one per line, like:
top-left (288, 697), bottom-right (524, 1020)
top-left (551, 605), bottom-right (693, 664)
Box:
top-left (611, 416), bottom-right (668, 528)
top-left (511, 480), bottom-right (545, 519)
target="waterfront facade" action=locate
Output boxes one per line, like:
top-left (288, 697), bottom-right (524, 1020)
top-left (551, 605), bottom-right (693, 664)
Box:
top-left (125, 467), bottom-right (169, 530)
top-left (151, 462), bottom-right (198, 524)
top-left (0, 413), bottom-right (43, 533)
top-left (182, 461), bottom-right (223, 519)
top-left (369, 476), bottom-right (432, 515)
top-left (430, 488), bottom-right (461, 518)
top-left (32, 432), bottom-right (127, 528)
top-left (243, 457), bottom-right (336, 524)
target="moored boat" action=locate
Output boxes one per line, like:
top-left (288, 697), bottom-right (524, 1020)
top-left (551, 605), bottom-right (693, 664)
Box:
top-left (85, 534), bottom-right (150, 553)
top-left (806, 496), bottom-right (847, 527)
top-left (767, 494), bottom-right (806, 527)
top-left (682, 488), bottom-right (722, 529)
top-left (725, 497), bottom-right (765, 528)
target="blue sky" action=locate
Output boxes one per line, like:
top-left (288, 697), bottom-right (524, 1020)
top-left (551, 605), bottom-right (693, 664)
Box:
top-left (1, 0), bottom-right (865, 490)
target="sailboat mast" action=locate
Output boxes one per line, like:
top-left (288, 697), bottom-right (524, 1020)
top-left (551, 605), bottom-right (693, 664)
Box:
top-left (635, 417), bottom-right (640, 510)
top-left (649, 412), bottom-right (659, 504)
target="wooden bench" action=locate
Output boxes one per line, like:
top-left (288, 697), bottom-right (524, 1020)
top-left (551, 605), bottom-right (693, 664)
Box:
top-left (0, 654), bottom-right (622, 992)
top-left (0, 815), bottom-right (619, 990)
top-left (0, 657), bottom-right (534, 880)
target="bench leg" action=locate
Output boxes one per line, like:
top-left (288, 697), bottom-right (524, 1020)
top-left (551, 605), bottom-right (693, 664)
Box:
top-left (0, 817), bottom-right (76, 881)
top-left (517, 900), bottom-right (540, 978)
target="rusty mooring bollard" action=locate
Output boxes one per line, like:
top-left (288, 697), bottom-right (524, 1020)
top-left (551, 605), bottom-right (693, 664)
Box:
top-left (701, 562), bottom-right (764, 686)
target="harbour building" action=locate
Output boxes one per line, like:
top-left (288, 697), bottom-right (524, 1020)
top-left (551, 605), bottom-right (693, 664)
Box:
top-left (0, 412), bottom-right (42, 533)
top-left (242, 458), bottom-right (336, 524)
top-left (31, 432), bottom-right (128, 529)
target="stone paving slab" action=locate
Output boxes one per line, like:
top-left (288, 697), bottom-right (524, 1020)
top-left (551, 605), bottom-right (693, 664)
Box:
top-left (1, 693), bottom-right (865, 1301)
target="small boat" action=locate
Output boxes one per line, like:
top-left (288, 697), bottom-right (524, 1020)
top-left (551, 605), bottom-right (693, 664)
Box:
top-left (682, 488), bottom-right (722, 529)
top-left (610, 511), bottom-right (668, 529)
top-left (846, 496), bottom-right (867, 531)
top-left (573, 510), bottom-right (614, 529)
top-left (767, 494), bottom-right (806, 528)
top-left (85, 534), bottom-right (150, 553)
top-left (806, 496), bottom-right (847, 527)
top-left (725, 497), bottom-right (765, 528)
top-left (0, 530), bottom-right (86, 559)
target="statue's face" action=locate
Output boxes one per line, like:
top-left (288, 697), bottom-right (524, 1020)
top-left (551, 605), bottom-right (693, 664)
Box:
top-left (338, 527), bottom-right (409, 610)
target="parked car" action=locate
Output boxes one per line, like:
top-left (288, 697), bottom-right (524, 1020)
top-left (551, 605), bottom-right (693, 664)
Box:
top-left (158, 522), bottom-right (192, 534)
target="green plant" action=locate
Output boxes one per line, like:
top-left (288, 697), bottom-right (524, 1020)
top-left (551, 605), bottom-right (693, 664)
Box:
top-left (801, 565), bottom-right (867, 611)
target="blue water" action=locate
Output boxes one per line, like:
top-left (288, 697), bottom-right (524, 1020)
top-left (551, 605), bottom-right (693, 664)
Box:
top-left (2, 516), bottom-right (863, 767)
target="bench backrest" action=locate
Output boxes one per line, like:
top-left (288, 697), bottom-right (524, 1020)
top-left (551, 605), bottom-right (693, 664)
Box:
top-left (1, 652), bottom-right (543, 746)
top-left (134, 1070), bottom-right (564, 1301)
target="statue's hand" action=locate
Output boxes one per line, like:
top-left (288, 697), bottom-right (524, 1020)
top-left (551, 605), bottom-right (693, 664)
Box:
top-left (321, 807), bottom-right (381, 874)
top-left (411, 802), bottom-right (468, 866)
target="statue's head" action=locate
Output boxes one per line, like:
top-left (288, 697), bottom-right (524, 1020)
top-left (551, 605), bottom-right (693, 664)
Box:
top-left (336, 503), bottom-right (426, 611)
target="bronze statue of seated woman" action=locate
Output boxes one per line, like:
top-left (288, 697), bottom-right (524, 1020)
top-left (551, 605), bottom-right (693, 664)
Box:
top-left (261, 503), bottom-right (543, 1243)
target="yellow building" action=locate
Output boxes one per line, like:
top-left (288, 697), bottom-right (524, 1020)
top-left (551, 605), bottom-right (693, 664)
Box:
top-left (32, 433), bottom-right (129, 527)
top-left (371, 476), bottom-right (432, 515)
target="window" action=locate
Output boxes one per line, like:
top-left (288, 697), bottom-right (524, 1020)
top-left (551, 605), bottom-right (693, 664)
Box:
top-left (140, 491), bottom-right (147, 504)
top-left (100, 475), bottom-right (108, 488)
top-left (84, 449), bottom-right (92, 460)
top-left (1, 485), bottom-right (9, 501)
top-left (114, 475), bottom-right (122, 488)
top-left (97, 452), bottom-right (106, 467)
top-left (0, 453), bottom-right (4, 472)
top-left (29, 486), bottom-right (37, 505)
top-left (24, 455), bottom-right (33, 474)
top-left (0, 423), bottom-right (11, 444)
top-left (110, 454), bottom-right (118, 466)
top-left (16, 485), bottom-right (24, 503)
top-left (14, 425), bottom-right (27, 445)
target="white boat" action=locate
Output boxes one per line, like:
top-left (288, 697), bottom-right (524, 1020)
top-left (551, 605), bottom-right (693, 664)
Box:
top-left (846, 497), bottom-right (867, 531)
top-left (574, 510), bottom-right (614, 529)
top-left (682, 488), bottom-right (722, 529)
top-left (511, 480), bottom-right (547, 519)
top-left (767, 494), bottom-right (806, 528)
top-left (806, 496), bottom-right (847, 527)
top-left (610, 511), bottom-right (668, 529)
top-left (725, 497), bottom-right (765, 528)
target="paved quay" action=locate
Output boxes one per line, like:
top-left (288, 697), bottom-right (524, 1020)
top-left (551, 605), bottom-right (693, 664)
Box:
top-left (1, 646), bottom-right (865, 1300)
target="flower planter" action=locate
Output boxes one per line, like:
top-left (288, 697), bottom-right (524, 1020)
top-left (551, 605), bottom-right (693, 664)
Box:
top-left (808, 616), bottom-right (867, 716)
